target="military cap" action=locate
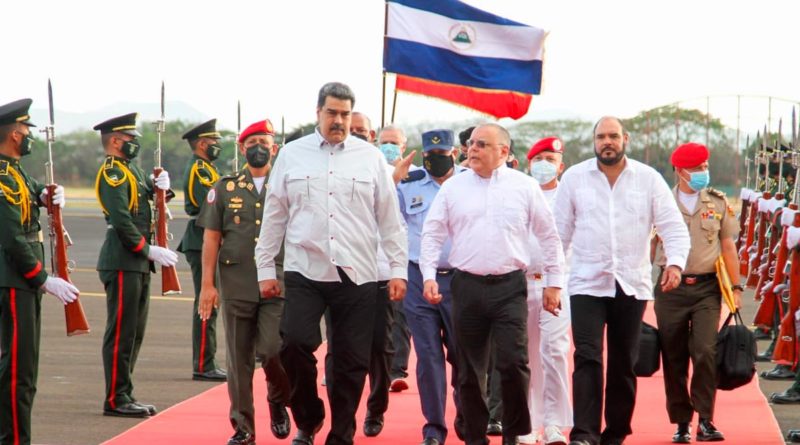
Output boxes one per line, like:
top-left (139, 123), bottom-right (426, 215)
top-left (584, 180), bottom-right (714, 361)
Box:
top-left (183, 119), bottom-right (221, 141)
top-left (93, 113), bottom-right (141, 137)
top-left (671, 142), bottom-right (709, 168)
top-left (238, 119), bottom-right (275, 143)
top-left (527, 137), bottom-right (563, 160)
top-left (422, 129), bottom-right (454, 152)
top-left (0, 98), bottom-right (36, 127)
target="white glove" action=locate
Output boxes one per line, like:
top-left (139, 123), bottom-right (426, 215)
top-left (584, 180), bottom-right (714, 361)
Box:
top-left (151, 171), bottom-right (171, 191)
top-left (740, 188), bottom-right (751, 200)
top-left (782, 208), bottom-right (796, 227)
top-left (42, 276), bottom-right (79, 304)
top-left (787, 226), bottom-right (800, 250)
top-left (147, 245), bottom-right (178, 267)
top-left (39, 185), bottom-right (65, 208)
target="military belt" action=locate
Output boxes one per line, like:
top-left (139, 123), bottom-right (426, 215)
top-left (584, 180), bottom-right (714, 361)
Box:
top-left (24, 231), bottom-right (44, 243)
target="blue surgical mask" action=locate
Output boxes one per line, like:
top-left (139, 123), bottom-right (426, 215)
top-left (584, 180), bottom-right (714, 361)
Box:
top-left (687, 170), bottom-right (710, 191)
top-left (379, 143), bottom-right (401, 163)
top-left (530, 160), bottom-right (558, 185)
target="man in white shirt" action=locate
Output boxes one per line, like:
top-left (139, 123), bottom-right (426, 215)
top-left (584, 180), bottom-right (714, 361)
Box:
top-left (421, 123), bottom-right (564, 445)
top-left (553, 116), bottom-right (690, 445)
top-left (255, 82), bottom-right (408, 445)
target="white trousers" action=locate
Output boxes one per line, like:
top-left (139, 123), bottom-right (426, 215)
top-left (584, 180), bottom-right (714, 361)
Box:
top-left (525, 277), bottom-right (573, 429)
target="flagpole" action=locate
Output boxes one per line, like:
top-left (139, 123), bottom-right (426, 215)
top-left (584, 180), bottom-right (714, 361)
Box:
top-left (391, 88), bottom-right (398, 124)
top-left (381, 1), bottom-right (389, 128)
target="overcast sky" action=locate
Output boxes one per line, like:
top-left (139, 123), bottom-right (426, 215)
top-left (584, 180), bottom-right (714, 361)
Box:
top-left (5, 0), bottom-right (798, 138)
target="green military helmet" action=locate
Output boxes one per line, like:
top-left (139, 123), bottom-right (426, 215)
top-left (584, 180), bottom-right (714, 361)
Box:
top-left (183, 119), bottom-right (221, 141)
top-left (93, 112), bottom-right (141, 137)
top-left (0, 98), bottom-right (36, 127)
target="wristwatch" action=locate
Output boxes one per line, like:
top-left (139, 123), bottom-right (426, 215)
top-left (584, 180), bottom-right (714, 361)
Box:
top-left (732, 284), bottom-right (744, 292)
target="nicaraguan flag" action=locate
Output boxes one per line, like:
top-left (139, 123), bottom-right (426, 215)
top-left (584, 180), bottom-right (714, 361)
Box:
top-left (384, 0), bottom-right (546, 95)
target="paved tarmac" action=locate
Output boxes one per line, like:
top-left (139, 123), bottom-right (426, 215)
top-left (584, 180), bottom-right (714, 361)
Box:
top-left (26, 209), bottom-right (800, 444)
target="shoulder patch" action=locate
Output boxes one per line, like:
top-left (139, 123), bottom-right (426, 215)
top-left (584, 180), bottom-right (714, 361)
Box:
top-left (196, 159), bottom-right (205, 168)
top-left (0, 160), bottom-right (7, 176)
top-left (707, 187), bottom-right (726, 199)
top-left (207, 188), bottom-right (216, 204)
top-left (401, 169), bottom-right (426, 184)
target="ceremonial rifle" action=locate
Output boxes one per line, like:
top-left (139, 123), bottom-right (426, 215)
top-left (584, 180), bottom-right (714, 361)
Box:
top-left (737, 134), bottom-right (752, 251)
top-left (233, 101), bottom-right (241, 174)
top-left (153, 82), bottom-right (181, 295)
top-left (43, 79), bottom-right (90, 336)
top-left (746, 128), bottom-right (773, 288)
top-left (772, 110), bottom-right (800, 365)
top-left (740, 131), bottom-right (762, 275)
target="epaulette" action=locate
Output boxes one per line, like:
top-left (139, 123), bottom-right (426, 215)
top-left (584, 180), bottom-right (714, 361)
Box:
top-left (0, 160), bottom-right (8, 176)
top-left (104, 156), bottom-right (116, 170)
top-left (401, 169), bottom-right (426, 184)
top-left (220, 174), bottom-right (237, 181)
top-left (707, 187), bottom-right (726, 199)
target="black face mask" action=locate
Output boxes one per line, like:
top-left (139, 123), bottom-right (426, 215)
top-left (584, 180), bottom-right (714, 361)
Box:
top-left (458, 152), bottom-right (467, 163)
top-left (351, 133), bottom-right (368, 141)
top-left (121, 139), bottom-right (141, 160)
top-left (245, 144), bottom-right (271, 168)
top-left (424, 153), bottom-right (455, 178)
top-left (506, 161), bottom-right (514, 169)
top-left (206, 143), bottom-right (222, 161)
top-left (19, 133), bottom-right (35, 156)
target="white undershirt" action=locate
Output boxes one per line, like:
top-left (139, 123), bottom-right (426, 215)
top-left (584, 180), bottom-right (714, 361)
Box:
top-left (677, 189), bottom-right (698, 212)
top-left (253, 176), bottom-right (266, 193)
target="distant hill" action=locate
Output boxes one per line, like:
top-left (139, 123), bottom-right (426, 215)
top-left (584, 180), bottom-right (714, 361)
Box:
top-left (29, 101), bottom-right (208, 134)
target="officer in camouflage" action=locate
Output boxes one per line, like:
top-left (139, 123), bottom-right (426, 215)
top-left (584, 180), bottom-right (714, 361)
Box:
top-left (198, 119), bottom-right (290, 445)
top-left (93, 112), bottom-right (179, 418)
top-left (0, 98), bottom-right (79, 445)
top-left (177, 119), bottom-right (226, 382)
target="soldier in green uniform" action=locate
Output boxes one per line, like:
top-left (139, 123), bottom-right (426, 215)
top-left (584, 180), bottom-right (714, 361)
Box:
top-left (93, 113), bottom-right (179, 418)
top-left (653, 142), bottom-right (742, 443)
top-left (0, 99), bottom-right (79, 445)
top-left (198, 119), bottom-right (290, 445)
top-left (177, 119), bottom-right (226, 382)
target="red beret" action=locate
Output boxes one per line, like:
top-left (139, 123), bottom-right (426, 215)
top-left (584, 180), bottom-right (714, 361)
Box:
top-left (238, 119), bottom-right (275, 143)
top-left (527, 137), bottom-right (563, 160)
top-left (671, 142), bottom-right (709, 168)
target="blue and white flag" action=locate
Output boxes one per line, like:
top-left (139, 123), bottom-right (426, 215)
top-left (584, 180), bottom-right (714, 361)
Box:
top-left (384, 0), bottom-right (546, 95)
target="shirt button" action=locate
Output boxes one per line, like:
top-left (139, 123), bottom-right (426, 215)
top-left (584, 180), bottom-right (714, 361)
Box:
top-left (330, 214), bottom-right (333, 218)
top-left (225, 260), bottom-right (230, 264)
top-left (254, 237), bottom-right (258, 242)
top-left (329, 192), bottom-right (333, 195)
top-left (255, 203), bottom-right (261, 208)
top-left (329, 171), bottom-right (333, 174)
top-left (330, 236), bottom-right (334, 240)
top-left (256, 219), bottom-right (261, 225)
top-left (331, 258), bottom-right (336, 263)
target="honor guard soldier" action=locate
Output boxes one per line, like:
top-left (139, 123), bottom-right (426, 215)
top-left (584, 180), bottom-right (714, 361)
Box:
top-left (0, 99), bottom-right (78, 445)
top-left (177, 119), bottom-right (227, 382)
top-left (653, 142), bottom-right (741, 443)
top-left (197, 119), bottom-right (290, 445)
top-left (94, 112), bottom-right (179, 418)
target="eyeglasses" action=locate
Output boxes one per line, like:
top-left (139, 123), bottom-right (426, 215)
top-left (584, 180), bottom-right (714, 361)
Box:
top-left (467, 139), bottom-right (502, 149)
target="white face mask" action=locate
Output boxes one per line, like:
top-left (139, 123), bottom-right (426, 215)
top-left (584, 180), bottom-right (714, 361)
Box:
top-left (530, 160), bottom-right (558, 184)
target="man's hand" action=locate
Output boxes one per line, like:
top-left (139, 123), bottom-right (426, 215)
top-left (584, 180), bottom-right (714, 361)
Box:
top-left (40, 185), bottom-right (65, 208)
top-left (733, 288), bottom-right (742, 309)
top-left (42, 276), bottom-right (79, 304)
top-left (660, 265), bottom-right (682, 292)
top-left (151, 170), bottom-right (171, 191)
top-left (542, 287), bottom-right (562, 316)
top-left (392, 150), bottom-right (417, 185)
top-left (147, 245), bottom-right (179, 267)
top-left (259, 279), bottom-right (282, 299)
top-left (198, 285), bottom-right (219, 320)
top-left (388, 278), bottom-right (407, 301)
top-left (423, 279), bottom-right (442, 304)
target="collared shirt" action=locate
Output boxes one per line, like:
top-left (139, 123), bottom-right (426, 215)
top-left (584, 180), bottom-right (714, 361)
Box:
top-left (553, 157), bottom-right (690, 300)
top-left (398, 165), bottom-right (467, 267)
top-left (420, 165), bottom-right (564, 287)
top-left (528, 187), bottom-right (562, 275)
top-left (255, 129), bottom-right (408, 285)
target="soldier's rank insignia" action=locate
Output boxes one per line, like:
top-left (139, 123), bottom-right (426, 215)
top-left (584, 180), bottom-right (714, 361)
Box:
top-left (247, 183), bottom-right (254, 191)
top-left (226, 181), bottom-right (235, 192)
top-left (238, 182), bottom-right (246, 188)
top-left (234, 215), bottom-right (240, 224)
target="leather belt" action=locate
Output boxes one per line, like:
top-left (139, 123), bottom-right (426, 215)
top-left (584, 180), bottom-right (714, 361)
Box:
top-left (24, 231), bottom-right (44, 243)
top-left (437, 268), bottom-right (454, 276)
top-left (458, 269), bottom-right (523, 284)
top-left (682, 272), bottom-right (716, 285)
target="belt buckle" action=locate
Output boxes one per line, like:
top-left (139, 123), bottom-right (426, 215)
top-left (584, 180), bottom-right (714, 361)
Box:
top-left (685, 277), bottom-right (697, 285)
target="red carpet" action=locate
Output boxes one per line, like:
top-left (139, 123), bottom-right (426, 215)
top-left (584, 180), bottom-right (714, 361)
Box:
top-left (103, 307), bottom-right (784, 445)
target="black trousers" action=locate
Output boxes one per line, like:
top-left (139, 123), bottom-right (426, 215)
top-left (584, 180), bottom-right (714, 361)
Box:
top-left (451, 270), bottom-right (530, 445)
top-left (570, 283), bottom-right (647, 445)
top-left (389, 299), bottom-right (411, 380)
top-left (281, 270), bottom-right (377, 445)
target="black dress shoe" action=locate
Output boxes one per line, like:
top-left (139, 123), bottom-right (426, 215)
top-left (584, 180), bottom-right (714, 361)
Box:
top-left (454, 412), bottom-right (465, 440)
top-left (568, 441), bottom-right (591, 445)
top-left (755, 350), bottom-right (773, 362)
top-left (753, 328), bottom-right (772, 341)
top-left (487, 419), bottom-right (503, 436)
top-left (771, 387), bottom-right (800, 404)
top-left (292, 422), bottom-right (322, 445)
top-left (696, 419), bottom-right (724, 442)
top-left (760, 365), bottom-right (796, 380)
top-left (132, 401), bottom-right (157, 416)
top-left (789, 431), bottom-right (800, 443)
top-left (269, 401), bottom-right (291, 439)
top-left (421, 439), bottom-right (441, 445)
top-left (103, 402), bottom-right (150, 418)
top-left (363, 412), bottom-right (384, 437)
top-left (193, 368), bottom-right (227, 381)
top-left (227, 430), bottom-right (255, 445)
top-left (672, 423), bottom-right (691, 443)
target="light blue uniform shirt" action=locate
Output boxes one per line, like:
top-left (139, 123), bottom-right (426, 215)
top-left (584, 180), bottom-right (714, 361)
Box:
top-left (397, 166), bottom-right (466, 267)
